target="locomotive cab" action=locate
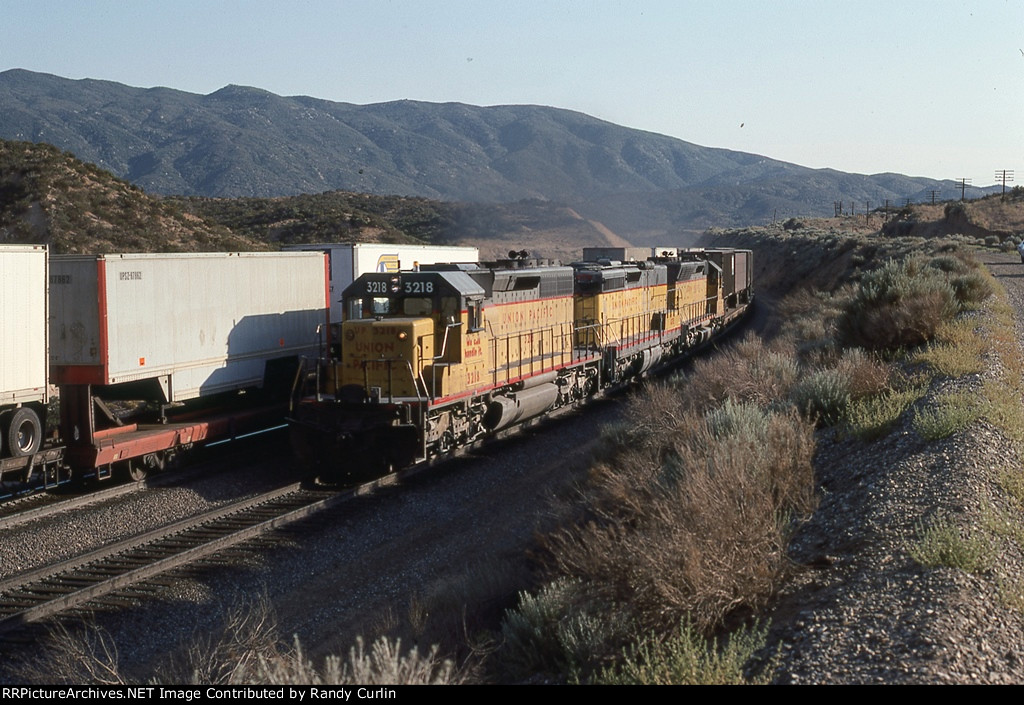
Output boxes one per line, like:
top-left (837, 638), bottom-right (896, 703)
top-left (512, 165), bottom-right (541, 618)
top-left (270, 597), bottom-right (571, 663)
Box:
top-left (336, 270), bottom-right (486, 401)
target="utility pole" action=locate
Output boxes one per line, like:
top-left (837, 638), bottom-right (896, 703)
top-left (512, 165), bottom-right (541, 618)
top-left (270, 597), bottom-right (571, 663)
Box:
top-left (995, 170), bottom-right (1015, 194)
top-left (929, 190), bottom-right (941, 204)
top-left (956, 178), bottom-right (972, 201)
top-left (865, 201), bottom-right (870, 225)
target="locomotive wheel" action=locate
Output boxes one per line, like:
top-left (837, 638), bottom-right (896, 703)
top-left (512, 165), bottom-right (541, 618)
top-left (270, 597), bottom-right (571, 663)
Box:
top-left (5, 407), bottom-right (42, 457)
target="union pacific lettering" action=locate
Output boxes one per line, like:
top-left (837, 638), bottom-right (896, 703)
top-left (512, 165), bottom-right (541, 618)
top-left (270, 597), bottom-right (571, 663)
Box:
top-left (354, 341), bottom-right (397, 355)
top-left (490, 296), bottom-right (573, 334)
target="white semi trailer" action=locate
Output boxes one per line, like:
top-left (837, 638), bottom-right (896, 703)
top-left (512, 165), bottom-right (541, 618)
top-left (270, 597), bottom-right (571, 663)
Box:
top-left (284, 243), bottom-right (479, 324)
top-left (0, 244), bottom-right (49, 458)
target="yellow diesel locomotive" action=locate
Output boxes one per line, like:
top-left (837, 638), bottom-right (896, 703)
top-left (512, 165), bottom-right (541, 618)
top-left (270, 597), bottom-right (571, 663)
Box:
top-left (289, 248), bottom-right (751, 479)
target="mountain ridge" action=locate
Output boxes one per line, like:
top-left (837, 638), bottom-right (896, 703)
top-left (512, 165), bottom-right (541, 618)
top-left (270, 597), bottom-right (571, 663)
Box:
top-left (0, 69), bottom-right (999, 238)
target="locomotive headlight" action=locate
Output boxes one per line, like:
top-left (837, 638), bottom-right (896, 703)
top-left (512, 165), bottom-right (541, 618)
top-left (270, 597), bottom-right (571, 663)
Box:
top-left (397, 331), bottom-right (408, 340)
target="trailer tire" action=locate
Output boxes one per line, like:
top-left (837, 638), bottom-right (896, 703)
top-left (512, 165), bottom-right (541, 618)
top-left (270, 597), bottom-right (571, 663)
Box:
top-left (5, 407), bottom-right (42, 457)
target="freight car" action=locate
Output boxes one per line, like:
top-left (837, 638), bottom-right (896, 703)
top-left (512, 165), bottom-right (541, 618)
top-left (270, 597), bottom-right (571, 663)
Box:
top-left (0, 250), bottom-right (331, 489)
top-left (288, 247), bottom-right (752, 480)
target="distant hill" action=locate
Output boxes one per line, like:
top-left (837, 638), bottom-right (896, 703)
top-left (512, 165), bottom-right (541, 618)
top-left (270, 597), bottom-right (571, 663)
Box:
top-left (0, 140), bottom-right (263, 253)
top-left (0, 69), bottom-right (1000, 239)
top-left (880, 188), bottom-right (1024, 241)
top-left (170, 193), bottom-right (632, 261)
top-left (0, 139), bottom-right (624, 259)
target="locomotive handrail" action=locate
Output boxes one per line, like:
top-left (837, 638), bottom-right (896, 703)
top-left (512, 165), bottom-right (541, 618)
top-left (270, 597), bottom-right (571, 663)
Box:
top-left (432, 321), bottom-right (464, 363)
top-left (488, 322), bottom-right (576, 387)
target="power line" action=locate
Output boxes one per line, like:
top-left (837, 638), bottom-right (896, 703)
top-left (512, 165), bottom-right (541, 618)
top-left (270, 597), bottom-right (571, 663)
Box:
top-left (995, 170), bottom-right (1011, 193)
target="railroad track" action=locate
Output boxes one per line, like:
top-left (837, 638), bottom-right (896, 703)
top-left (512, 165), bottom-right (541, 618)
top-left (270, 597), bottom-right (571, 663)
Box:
top-left (0, 427), bottom-right (289, 531)
top-left (0, 478), bottom-right (152, 532)
top-left (0, 449), bottom-right (427, 640)
top-left (0, 476), bottom-right (371, 637)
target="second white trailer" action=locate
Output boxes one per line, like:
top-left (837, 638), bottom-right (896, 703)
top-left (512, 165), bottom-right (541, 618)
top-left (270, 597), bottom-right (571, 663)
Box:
top-left (284, 243), bottom-right (479, 324)
top-left (49, 252), bottom-right (330, 403)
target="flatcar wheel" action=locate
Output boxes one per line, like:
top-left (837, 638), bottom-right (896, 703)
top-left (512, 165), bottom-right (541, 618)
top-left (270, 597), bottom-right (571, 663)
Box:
top-left (5, 407), bottom-right (42, 457)
top-left (121, 459), bottom-right (148, 482)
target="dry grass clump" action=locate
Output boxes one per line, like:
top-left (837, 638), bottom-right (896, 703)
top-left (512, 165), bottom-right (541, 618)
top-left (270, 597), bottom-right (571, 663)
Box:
top-left (834, 347), bottom-right (892, 399)
top-left (500, 390), bottom-right (814, 682)
top-left (540, 398), bottom-right (816, 638)
top-left (20, 619), bottom-right (127, 685)
top-left (251, 636), bottom-right (460, 686)
top-left (25, 594), bottom-right (462, 686)
top-left (913, 318), bottom-right (987, 378)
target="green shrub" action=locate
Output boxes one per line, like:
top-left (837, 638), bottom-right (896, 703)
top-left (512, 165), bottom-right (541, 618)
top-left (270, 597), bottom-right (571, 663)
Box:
top-left (597, 620), bottom-right (774, 685)
top-left (909, 516), bottom-right (993, 574)
top-left (927, 255), bottom-right (969, 274)
top-left (789, 369), bottom-right (850, 426)
top-left (704, 398), bottom-right (773, 443)
top-left (499, 579), bottom-right (629, 678)
top-left (949, 271), bottom-right (994, 308)
top-left (912, 391), bottom-right (981, 441)
top-left (844, 384), bottom-right (926, 440)
top-left (837, 257), bottom-right (959, 351)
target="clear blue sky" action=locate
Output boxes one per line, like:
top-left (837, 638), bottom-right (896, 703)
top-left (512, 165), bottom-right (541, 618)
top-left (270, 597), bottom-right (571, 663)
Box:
top-left (2, 0), bottom-right (1021, 188)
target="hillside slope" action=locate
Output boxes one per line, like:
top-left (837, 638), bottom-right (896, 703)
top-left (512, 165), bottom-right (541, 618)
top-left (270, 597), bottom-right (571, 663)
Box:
top-left (0, 141), bottom-right (263, 253)
top-left (702, 223), bottom-right (1024, 683)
